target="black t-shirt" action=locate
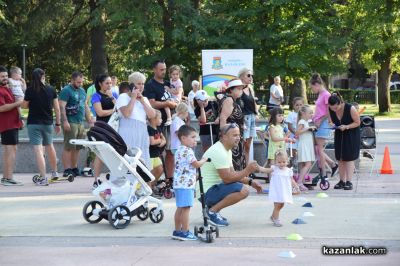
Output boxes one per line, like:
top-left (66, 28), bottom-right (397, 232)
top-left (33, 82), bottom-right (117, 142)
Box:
top-left (95, 92), bottom-right (115, 123)
top-left (143, 78), bottom-right (171, 125)
top-left (24, 85), bottom-right (57, 125)
top-left (147, 125), bottom-right (162, 158)
top-left (194, 101), bottom-right (219, 136)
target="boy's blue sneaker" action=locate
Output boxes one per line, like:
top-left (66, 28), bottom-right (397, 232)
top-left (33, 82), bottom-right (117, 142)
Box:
top-left (207, 210), bottom-right (229, 227)
top-left (172, 230), bottom-right (183, 240)
top-left (180, 231), bottom-right (198, 241)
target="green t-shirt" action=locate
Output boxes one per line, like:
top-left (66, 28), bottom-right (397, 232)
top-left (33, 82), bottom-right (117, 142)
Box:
top-left (199, 141), bottom-right (233, 193)
top-left (86, 84), bottom-right (96, 108)
top-left (59, 84), bottom-right (86, 123)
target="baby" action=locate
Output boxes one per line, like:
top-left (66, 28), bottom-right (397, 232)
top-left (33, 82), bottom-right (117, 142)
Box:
top-left (9, 67), bottom-right (26, 126)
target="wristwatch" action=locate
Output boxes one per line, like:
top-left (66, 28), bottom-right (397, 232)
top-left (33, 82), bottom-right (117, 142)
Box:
top-left (248, 178), bottom-right (253, 186)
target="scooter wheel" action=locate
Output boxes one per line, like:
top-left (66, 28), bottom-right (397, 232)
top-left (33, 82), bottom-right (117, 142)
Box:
top-left (206, 230), bottom-right (214, 243)
top-left (214, 226), bottom-right (219, 238)
top-left (32, 174), bottom-right (40, 183)
top-left (194, 226), bottom-right (199, 237)
top-left (68, 175), bottom-right (74, 182)
top-left (320, 180), bottom-right (330, 190)
top-left (149, 207), bottom-right (164, 223)
top-left (163, 189), bottom-right (173, 199)
top-left (137, 207), bottom-right (149, 221)
top-left (108, 205), bottom-right (131, 229)
top-left (82, 200), bottom-right (104, 224)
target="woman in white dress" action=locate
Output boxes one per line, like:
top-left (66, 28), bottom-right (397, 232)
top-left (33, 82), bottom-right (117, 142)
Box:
top-left (116, 72), bottom-right (156, 168)
top-left (296, 105), bottom-right (316, 191)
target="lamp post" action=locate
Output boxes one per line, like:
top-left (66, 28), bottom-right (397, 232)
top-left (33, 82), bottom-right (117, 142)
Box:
top-left (21, 44), bottom-right (27, 80)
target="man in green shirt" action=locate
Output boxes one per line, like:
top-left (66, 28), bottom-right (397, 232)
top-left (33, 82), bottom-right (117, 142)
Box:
top-left (59, 71), bottom-right (93, 177)
top-left (200, 123), bottom-right (264, 227)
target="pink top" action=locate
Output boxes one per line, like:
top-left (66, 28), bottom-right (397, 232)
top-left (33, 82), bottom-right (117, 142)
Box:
top-left (313, 89), bottom-right (331, 122)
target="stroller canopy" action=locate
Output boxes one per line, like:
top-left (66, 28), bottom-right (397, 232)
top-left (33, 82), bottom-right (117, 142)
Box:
top-left (87, 121), bottom-right (127, 156)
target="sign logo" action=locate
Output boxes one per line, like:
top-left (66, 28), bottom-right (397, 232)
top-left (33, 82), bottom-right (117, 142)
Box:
top-left (212, 56), bottom-right (223, 70)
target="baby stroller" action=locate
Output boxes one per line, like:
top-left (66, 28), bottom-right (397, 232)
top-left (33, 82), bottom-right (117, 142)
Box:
top-left (72, 121), bottom-right (164, 229)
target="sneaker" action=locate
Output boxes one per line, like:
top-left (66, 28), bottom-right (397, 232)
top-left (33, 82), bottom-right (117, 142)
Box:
top-left (1, 177), bottom-right (23, 186)
top-left (270, 216), bottom-right (282, 227)
top-left (172, 230), bottom-right (184, 240)
top-left (334, 180), bottom-right (345, 189)
top-left (35, 177), bottom-right (49, 186)
top-left (331, 164), bottom-right (339, 177)
top-left (72, 168), bottom-right (80, 177)
top-left (63, 168), bottom-right (73, 177)
top-left (343, 181), bottom-right (353, 190)
top-left (205, 206), bottom-right (227, 221)
top-left (180, 231), bottom-right (198, 241)
top-left (207, 210), bottom-right (229, 227)
top-left (51, 171), bottom-right (59, 182)
top-left (92, 179), bottom-right (102, 189)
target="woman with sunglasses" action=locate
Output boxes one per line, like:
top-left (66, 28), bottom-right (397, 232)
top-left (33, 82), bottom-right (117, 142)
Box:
top-left (219, 79), bottom-right (246, 171)
top-left (238, 68), bottom-right (258, 165)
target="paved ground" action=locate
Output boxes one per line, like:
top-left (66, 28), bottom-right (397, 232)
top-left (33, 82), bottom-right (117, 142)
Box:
top-left (0, 119), bottom-right (399, 265)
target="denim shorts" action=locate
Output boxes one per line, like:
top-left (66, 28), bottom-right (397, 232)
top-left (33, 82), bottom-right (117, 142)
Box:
top-left (175, 188), bottom-right (194, 207)
top-left (243, 114), bottom-right (257, 139)
top-left (27, 124), bottom-right (53, 145)
top-left (205, 182), bottom-right (243, 208)
top-left (315, 119), bottom-right (331, 139)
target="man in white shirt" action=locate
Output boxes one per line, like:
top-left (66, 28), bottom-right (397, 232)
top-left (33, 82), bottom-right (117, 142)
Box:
top-left (268, 76), bottom-right (284, 110)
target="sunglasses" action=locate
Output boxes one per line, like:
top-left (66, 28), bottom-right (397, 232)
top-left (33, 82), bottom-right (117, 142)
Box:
top-left (223, 123), bottom-right (239, 134)
top-left (247, 74), bottom-right (254, 78)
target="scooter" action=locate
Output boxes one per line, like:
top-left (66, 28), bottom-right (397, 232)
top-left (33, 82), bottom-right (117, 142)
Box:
top-left (194, 158), bottom-right (219, 243)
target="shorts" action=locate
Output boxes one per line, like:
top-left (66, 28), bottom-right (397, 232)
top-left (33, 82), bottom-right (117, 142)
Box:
top-left (243, 114), bottom-right (257, 139)
top-left (175, 188), bottom-right (194, 207)
top-left (315, 119), bottom-right (331, 139)
top-left (200, 134), bottom-right (218, 148)
top-left (205, 182), bottom-right (243, 208)
top-left (27, 124), bottom-right (53, 145)
top-left (150, 157), bottom-right (162, 169)
top-left (63, 122), bottom-right (86, 150)
top-left (162, 125), bottom-right (171, 150)
top-left (1, 128), bottom-right (19, 145)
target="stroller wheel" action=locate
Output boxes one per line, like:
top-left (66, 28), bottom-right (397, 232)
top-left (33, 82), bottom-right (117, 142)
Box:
top-left (194, 226), bottom-right (199, 237)
top-left (137, 207), bottom-right (149, 221)
top-left (108, 205), bottom-right (131, 229)
top-left (32, 175), bottom-right (40, 183)
top-left (82, 201), bottom-right (104, 224)
top-left (67, 175), bottom-right (74, 182)
top-left (163, 189), bottom-right (173, 199)
top-left (149, 207), bottom-right (164, 223)
top-left (320, 180), bottom-right (330, 190)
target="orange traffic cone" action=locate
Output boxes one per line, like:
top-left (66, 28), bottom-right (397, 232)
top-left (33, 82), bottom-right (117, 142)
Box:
top-left (380, 146), bottom-right (394, 174)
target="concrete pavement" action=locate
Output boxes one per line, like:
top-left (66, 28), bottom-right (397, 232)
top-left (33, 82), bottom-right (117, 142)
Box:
top-left (0, 119), bottom-right (399, 265)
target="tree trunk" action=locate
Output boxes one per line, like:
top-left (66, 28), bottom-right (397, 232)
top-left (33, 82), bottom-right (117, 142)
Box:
top-left (289, 78), bottom-right (307, 109)
top-left (377, 55), bottom-right (392, 113)
top-left (89, 0), bottom-right (108, 81)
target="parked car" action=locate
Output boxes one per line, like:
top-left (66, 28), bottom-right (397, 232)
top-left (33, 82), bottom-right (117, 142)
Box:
top-left (390, 81), bottom-right (400, 91)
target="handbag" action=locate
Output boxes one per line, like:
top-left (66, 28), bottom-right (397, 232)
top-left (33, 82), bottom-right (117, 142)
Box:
top-left (107, 108), bottom-right (120, 132)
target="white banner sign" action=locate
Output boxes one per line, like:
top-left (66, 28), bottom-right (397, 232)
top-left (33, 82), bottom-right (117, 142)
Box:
top-left (202, 49), bottom-right (253, 96)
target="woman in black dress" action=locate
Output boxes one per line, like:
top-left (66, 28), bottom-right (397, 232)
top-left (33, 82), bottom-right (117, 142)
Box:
top-left (328, 92), bottom-right (360, 190)
top-left (219, 79), bottom-right (246, 171)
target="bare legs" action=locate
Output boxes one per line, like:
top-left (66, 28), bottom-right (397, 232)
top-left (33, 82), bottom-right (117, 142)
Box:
top-left (62, 149), bottom-right (79, 170)
top-left (338, 160), bottom-right (355, 182)
top-left (315, 138), bottom-right (336, 176)
top-left (2, 145), bottom-right (17, 178)
top-left (298, 161), bottom-right (311, 185)
top-left (165, 150), bottom-right (174, 178)
top-left (93, 156), bottom-right (103, 182)
top-left (174, 207), bottom-right (190, 232)
top-left (33, 144), bottom-right (58, 177)
top-left (272, 202), bottom-right (284, 220)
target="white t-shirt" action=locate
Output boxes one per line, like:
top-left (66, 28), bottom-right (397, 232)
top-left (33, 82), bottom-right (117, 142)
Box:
top-left (170, 116), bottom-right (186, 150)
top-left (116, 93), bottom-right (149, 124)
top-left (269, 84), bottom-right (283, 105)
top-left (9, 78), bottom-right (24, 97)
top-left (286, 111), bottom-right (298, 138)
top-left (187, 90), bottom-right (196, 115)
top-left (111, 85), bottom-right (119, 96)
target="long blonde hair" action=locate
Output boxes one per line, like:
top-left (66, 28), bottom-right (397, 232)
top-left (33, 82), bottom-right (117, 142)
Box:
top-left (173, 102), bottom-right (189, 119)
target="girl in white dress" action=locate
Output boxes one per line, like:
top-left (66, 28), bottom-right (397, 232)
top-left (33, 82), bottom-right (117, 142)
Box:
top-left (269, 150), bottom-right (299, 227)
top-left (296, 105), bottom-right (317, 191)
